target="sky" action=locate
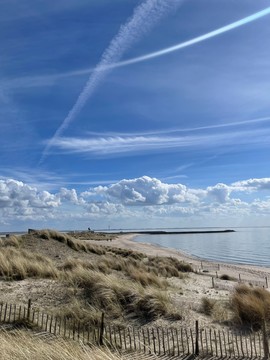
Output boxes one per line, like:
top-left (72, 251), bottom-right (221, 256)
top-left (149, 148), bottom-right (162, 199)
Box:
top-left (1, 0), bottom-right (270, 231)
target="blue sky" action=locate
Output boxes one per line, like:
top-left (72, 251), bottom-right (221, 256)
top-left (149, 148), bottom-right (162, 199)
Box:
top-left (1, 0), bottom-right (270, 231)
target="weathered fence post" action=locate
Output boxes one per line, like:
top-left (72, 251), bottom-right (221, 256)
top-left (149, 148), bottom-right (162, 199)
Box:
top-left (212, 277), bottom-right (215, 288)
top-left (27, 299), bottom-right (32, 321)
top-left (99, 312), bottom-right (105, 346)
top-left (262, 319), bottom-right (269, 359)
top-left (195, 320), bottom-right (199, 355)
top-left (266, 277), bottom-right (268, 288)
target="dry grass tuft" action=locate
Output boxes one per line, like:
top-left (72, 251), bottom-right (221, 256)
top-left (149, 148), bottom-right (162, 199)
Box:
top-left (200, 297), bottom-right (217, 316)
top-left (31, 229), bottom-right (80, 250)
top-left (0, 329), bottom-right (123, 360)
top-left (60, 258), bottom-right (110, 274)
top-left (231, 284), bottom-right (270, 330)
top-left (200, 297), bottom-right (230, 323)
top-left (0, 235), bottom-right (21, 248)
top-left (125, 264), bottom-right (168, 288)
top-left (55, 299), bottom-right (102, 326)
top-left (146, 256), bottom-right (193, 277)
top-left (0, 247), bottom-right (59, 280)
top-left (64, 267), bottom-right (175, 323)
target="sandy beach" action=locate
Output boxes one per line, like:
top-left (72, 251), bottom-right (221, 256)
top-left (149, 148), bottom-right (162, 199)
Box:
top-left (93, 233), bottom-right (270, 329)
top-left (100, 233), bottom-right (270, 280)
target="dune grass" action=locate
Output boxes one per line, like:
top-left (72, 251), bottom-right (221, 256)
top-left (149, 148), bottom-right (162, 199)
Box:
top-left (231, 284), bottom-right (270, 330)
top-left (64, 267), bottom-right (177, 323)
top-left (200, 297), bottom-right (217, 316)
top-left (0, 329), bottom-right (123, 360)
top-left (0, 229), bottom-right (189, 325)
top-left (31, 229), bottom-right (193, 276)
top-left (0, 247), bottom-right (59, 280)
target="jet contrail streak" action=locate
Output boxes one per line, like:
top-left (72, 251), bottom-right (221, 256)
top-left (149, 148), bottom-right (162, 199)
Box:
top-left (98, 6), bottom-right (270, 70)
top-left (40, 0), bottom-right (183, 162)
top-left (40, 5), bottom-right (270, 162)
top-left (39, 4), bottom-right (270, 84)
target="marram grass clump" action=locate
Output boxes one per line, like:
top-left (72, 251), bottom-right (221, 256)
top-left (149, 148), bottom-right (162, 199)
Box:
top-left (0, 329), bottom-right (123, 360)
top-left (231, 284), bottom-right (270, 330)
top-left (0, 247), bottom-right (58, 280)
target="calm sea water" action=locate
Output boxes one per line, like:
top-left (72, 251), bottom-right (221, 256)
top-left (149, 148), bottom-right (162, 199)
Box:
top-left (133, 228), bottom-right (270, 267)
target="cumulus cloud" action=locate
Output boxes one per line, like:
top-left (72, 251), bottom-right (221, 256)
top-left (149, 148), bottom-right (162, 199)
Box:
top-left (232, 178), bottom-right (270, 191)
top-left (206, 183), bottom-right (232, 203)
top-left (90, 176), bottom-right (200, 205)
top-left (58, 187), bottom-right (84, 205)
top-left (1, 176), bottom-right (270, 228)
top-left (86, 202), bottom-right (126, 215)
top-left (0, 179), bottom-right (60, 209)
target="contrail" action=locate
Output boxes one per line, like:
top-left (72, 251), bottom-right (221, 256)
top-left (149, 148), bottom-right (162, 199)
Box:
top-left (103, 6), bottom-right (270, 69)
top-left (41, 4), bottom-right (270, 162)
top-left (40, 0), bottom-right (183, 162)
top-left (34, 4), bottom-right (270, 88)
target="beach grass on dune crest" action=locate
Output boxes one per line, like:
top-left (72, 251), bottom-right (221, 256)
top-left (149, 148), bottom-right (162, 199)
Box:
top-left (0, 247), bottom-right (58, 280)
top-left (29, 229), bottom-right (193, 275)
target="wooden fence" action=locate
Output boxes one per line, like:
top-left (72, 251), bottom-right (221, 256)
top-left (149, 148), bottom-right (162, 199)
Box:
top-left (0, 300), bottom-right (98, 343)
top-left (198, 261), bottom-right (269, 290)
top-left (0, 300), bottom-right (269, 358)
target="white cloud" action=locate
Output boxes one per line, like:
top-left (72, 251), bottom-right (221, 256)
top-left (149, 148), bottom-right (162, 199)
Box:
top-left (48, 126), bottom-right (270, 158)
top-left (232, 178), bottom-right (270, 191)
top-left (0, 179), bottom-right (60, 209)
top-left (1, 176), bottom-right (270, 229)
top-left (59, 188), bottom-right (83, 205)
top-left (86, 202), bottom-right (126, 215)
top-left (206, 183), bottom-right (231, 203)
top-left (91, 176), bottom-right (200, 205)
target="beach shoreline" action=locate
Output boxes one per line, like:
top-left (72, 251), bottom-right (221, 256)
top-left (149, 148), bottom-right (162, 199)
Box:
top-left (100, 233), bottom-right (270, 283)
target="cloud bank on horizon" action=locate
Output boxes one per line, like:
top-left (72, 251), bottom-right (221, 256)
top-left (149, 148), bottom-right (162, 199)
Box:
top-left (41, 0), bottom-right (184, 161)
top-left (1, 176), bottom-right (270, 229)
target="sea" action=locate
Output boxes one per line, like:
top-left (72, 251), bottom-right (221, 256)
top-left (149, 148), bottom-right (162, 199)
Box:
top-left (132, 227), bottom-right (270, 267)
